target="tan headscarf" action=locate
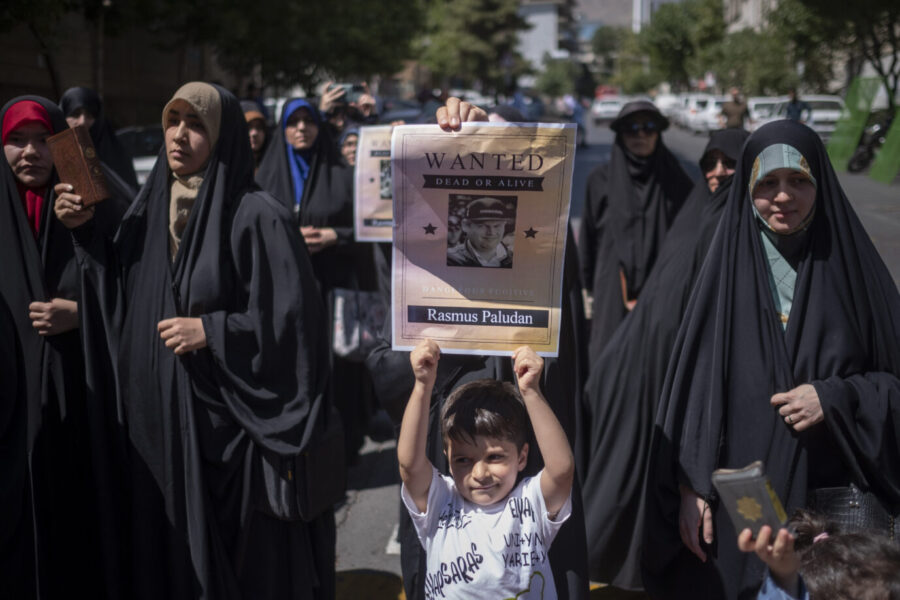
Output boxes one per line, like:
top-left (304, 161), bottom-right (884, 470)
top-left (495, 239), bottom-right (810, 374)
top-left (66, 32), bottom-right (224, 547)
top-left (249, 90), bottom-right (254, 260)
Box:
top-left (163, 82), bottom-right (221, 257)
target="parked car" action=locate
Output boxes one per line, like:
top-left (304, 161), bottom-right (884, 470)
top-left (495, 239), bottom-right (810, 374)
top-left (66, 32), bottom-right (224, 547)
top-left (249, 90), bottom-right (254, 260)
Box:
top-left (804, 95), bottom-right (846, 141)
top-left (592, 96), bottom-right (624, 123)
top-left (756, 95), bottom-right (846, 141)
top-left (689, 96), bottom-right (728, 134)
top-left (654, 93), bottom-right (682, 118)
top-left (116, 125), bottom-right (163, 186)
top-left (678, 94), bottom-right (713, 129)
top-left (747, 96), bottom-right (787, 131)
top-left (674, 93), bottom-right (713, 129)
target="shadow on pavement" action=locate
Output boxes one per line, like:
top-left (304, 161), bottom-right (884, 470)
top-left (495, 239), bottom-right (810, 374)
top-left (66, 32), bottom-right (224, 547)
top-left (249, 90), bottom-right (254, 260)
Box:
top-left (336, 569), bottom-right (406, 599)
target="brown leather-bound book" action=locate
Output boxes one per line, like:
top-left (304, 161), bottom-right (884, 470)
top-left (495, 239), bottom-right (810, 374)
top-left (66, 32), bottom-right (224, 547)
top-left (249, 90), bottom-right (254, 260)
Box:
top-left (47, 124), bottom-right (110, 207)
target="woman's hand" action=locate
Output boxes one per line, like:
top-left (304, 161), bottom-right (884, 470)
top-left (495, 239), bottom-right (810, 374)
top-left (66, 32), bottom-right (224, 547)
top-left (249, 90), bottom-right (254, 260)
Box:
top-left (29, 298), bottom-right (78, 335)
top-left (158, 317), bottom-right (207, 355)
top-left (771, 383), bottom-right (823, 432)
top-left (300, 226), bottom-right (338, 254)
top-left (53, 183), bottom-right (95, 229)
top-left (737, 526), bottom-right (801, 595)
top-left (436, 97), bottom-right (488, 131)
top-left (679, 485), bottom-right (714, 562)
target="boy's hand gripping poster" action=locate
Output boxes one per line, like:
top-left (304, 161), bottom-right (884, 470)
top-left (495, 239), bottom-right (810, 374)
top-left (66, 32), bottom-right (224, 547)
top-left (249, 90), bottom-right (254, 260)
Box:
top-left (354, 125), bottom-right (395, 241)
top-left (391, 122), bottom-right (576, 357)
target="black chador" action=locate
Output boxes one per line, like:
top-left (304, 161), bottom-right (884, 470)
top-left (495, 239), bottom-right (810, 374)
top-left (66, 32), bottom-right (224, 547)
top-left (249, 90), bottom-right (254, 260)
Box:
top-left (578, 109), bottom-right (692, 358)
top-left (257, 98), bottom-right (379, 462)
top-left (71, 84), bottom-right (334, 599)
top-left (644, 121), bottom-right (900, 599)
top-left (59, 86), bottom-right (139, 191)
top-left (0, 96), bottom-right (131, 598)
top-left (577, 129), bottom-right (748, 591)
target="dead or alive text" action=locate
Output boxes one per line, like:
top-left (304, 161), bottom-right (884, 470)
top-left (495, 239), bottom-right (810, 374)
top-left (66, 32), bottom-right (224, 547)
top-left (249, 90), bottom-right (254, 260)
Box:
top-left (424, 152), bottom-right (544, 171)
top-left (421, 285), bottom-right (536, 298)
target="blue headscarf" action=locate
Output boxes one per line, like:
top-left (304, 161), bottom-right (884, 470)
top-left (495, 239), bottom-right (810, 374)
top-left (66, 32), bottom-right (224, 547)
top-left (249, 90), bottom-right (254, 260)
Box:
top-left (282, 98), bottom-right (320, 208)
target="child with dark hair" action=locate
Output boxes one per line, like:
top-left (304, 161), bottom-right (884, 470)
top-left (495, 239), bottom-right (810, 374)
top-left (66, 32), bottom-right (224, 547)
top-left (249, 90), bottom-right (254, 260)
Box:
top-left (739, 510), bottom-right (900, 599)
top-left (398, 339), bottom-right (575, 599)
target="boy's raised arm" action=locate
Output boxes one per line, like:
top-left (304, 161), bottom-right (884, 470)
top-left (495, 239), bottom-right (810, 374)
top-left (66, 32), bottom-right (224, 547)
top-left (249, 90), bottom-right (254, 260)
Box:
top-left (513, 346), bottom-right (574, 518)
top-left (398, 338), bottom-right (441, 513)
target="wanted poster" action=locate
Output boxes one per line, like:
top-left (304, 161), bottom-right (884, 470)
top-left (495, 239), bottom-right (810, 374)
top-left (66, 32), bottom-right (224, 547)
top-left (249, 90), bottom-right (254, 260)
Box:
top-left (354, 125), bottom-right (394, 241)
top-left (391, 122), bottom-right (576, 356)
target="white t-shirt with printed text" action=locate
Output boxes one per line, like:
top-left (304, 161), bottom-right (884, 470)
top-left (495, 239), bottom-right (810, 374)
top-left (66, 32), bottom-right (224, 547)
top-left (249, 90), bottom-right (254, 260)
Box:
top-left (401, 467), bottom-right (571, 600)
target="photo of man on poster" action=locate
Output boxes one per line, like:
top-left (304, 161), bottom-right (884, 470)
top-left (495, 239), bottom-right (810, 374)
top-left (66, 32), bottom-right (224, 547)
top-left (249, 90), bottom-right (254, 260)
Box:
top-left (447, 196), bottom-right (517, 268)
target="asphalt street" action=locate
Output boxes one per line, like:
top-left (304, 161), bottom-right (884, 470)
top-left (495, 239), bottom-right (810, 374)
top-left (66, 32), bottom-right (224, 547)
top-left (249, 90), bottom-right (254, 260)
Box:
top-left (334, 117), bottom-right (899, 599)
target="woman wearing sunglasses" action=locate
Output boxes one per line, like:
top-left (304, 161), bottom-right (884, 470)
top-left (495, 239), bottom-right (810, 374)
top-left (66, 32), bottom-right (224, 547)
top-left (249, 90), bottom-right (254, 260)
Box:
top-left (578, 100), bottom-right (693, 359)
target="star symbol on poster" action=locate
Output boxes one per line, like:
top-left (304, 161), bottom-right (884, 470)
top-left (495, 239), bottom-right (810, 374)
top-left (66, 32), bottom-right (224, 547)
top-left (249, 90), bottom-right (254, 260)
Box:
top-left (423, 223), bottom-right (437, 235)
top-left (524, 227), bottom-right (538, 238)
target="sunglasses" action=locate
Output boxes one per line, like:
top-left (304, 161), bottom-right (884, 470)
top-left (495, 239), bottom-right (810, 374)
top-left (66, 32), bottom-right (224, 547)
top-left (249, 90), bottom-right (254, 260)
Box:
top-left (700, 155), bottom-right (737, 173)
top-left (621, 121), bottom-right (661, 135)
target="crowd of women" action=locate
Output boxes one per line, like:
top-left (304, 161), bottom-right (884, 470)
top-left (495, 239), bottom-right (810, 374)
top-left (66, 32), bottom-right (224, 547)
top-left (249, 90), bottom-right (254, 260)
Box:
top-left (2, 79), bottom-right (898, 600)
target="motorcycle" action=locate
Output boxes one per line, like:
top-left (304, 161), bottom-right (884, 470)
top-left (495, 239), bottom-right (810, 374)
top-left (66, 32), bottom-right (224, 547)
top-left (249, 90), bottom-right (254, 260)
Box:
top-left (848, 111), bottom-right (894, 172)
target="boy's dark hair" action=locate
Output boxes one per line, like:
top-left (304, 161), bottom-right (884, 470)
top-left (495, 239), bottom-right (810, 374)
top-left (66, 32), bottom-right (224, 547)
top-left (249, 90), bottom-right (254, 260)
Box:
top-left (441, 379), bottom-right (529, 450)
top-left (788, 509), bottom-right (900, 599)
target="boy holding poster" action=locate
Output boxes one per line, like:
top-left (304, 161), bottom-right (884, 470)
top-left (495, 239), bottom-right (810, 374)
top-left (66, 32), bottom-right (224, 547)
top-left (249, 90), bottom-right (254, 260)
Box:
top-left (398, 338), bottom-right (574, 600)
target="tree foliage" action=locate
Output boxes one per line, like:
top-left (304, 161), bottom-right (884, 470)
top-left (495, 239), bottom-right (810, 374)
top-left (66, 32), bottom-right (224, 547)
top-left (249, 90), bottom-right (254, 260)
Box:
top-left (795, 0), bottom-right (900, 111)
top-left (419, 0), bottom-right (531, 95)
top-left (2, 0), bottom-right (426, 93)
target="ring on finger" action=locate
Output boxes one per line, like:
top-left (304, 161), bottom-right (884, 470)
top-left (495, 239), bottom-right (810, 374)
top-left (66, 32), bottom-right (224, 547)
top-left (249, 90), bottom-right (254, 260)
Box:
top-left (786, 415), bottom-right (793, 425)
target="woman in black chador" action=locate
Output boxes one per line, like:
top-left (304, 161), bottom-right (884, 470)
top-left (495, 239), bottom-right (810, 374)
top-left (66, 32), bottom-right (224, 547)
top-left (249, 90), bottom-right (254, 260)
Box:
top-left (59, 86), bottom-right (139, 190)
top-left (578, 100), bottom-right (692, 358)
top-left (644, 120), bottom-right (900, 599)
top-left (0, 95), bottom-right (131, 598)
top-left (257, 98), bottom-right (378, 463)
top-left (578, 128), bottom-right (748, 592)
top-left (55, 83), bottom-right (334, 599)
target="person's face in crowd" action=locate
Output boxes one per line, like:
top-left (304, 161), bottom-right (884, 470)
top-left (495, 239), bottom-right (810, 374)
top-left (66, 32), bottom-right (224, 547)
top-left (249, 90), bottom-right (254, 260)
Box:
top-left (702, 149), bottom-right (736, 193)
top-left (65, 107), bottom-right (96, 131)
top-left (752, 167), bottom-right (816, 233)
top-left (620, 115), bottom-right (660, 158)
top-left (285, 107), bottom-right (319, 151)
top-left (328, 109), bottom-right (346, 133)
top-left (164, 99), bottom-right (212, 176)
top-left (341, 133), bottom-right (358, 166)
top-left (355, 94), bottom-right (376, 118)
top-left (447, 216), bottom-right (462, 245)
top-left (247, 118), bottom-right (266, 153)
top-left (445, 434), bottom-right (527, 505)
top-left (4, 122), bottom-right (53, 188)
top-left (730, 87), bottom-right (740, 101)
top-left (463, 219), bottom-right (507, 253)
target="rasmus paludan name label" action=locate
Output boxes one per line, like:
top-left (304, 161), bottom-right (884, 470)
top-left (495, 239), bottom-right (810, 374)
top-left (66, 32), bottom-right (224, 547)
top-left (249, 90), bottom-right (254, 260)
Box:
top-left (408, 306), bottom-right (548, 328)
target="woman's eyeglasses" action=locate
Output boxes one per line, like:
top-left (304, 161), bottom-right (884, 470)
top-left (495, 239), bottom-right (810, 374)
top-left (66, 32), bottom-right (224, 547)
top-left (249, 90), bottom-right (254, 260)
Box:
top-left (622, 121), bottom-right (660, 135)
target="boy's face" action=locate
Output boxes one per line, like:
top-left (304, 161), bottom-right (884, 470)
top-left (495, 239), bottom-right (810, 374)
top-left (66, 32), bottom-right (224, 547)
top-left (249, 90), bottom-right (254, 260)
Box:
top-left (445, 435), bottom-right (528, 506)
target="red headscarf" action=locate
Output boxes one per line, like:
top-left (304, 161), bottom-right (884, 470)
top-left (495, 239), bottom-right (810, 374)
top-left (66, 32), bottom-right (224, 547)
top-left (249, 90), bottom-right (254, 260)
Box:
top-left (2, 100), bottom-right (54, 238)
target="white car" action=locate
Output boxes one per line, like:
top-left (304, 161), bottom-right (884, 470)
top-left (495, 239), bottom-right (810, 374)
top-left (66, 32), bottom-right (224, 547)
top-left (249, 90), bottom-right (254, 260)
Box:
top-left (747, 96), bottom-right (787, 131)
top-left (804, 95), bottom-right (846, 141)
top-left (654, 93), bottom-right (682, 118)
top-left (674, 93), bottom-right (714, 129)
top-left (592, 97), bottom-right (625, 123)
top-left (689, 96), bottom-right (729, 134)
top-left (755, 95), bottom-right (846, 141)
